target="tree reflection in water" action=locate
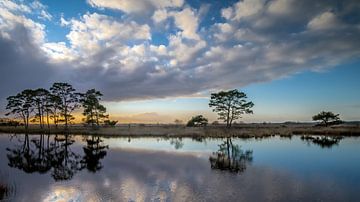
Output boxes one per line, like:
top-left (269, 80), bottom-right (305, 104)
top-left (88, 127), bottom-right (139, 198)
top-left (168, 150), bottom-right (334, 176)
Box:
top-left (209, 138), bottom-right (253, 173)
top-left (169, 137), bottom-right (184, 150)
top-left (81, 136), bottom-right (108, 172)
top-left (6, 134), bottom-right (108, 181)
top-left (300, 135), bottom-right (343, 148)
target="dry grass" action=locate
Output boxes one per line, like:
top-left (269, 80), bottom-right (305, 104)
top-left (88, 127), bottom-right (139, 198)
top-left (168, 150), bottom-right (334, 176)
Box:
top-left (0, 123), bottom-right (359, 138)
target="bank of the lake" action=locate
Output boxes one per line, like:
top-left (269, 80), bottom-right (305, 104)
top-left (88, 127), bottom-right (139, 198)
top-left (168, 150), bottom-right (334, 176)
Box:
top-left (0, 123), bottom-right (359, 137)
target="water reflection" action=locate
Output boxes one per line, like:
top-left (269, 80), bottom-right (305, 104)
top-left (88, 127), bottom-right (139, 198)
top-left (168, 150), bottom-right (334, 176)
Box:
top-left (169, 138), bottom-right (184, 150)
top-left (81, 136), bottom-right (108, 172)
top-left (1, 134), bottom-right (360, 201)
top-left (209, 137), bottom-right (253, 173)
top-left (301, 135), bottom-right (343, 148)
top-left (0, 176), bottom-right (14, 201)
top-left (6, 134), bottom-right (108, 181)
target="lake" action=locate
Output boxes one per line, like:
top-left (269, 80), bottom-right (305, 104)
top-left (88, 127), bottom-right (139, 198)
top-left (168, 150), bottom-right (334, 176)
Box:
top-left (0, 134), bottom-right (359, 201)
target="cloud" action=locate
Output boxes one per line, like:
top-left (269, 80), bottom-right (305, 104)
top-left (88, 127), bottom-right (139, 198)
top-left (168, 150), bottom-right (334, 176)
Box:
top-left (221, 0), bottom-right (265, 21)
top-left (0, 25), bottom-right (55, 101)
top-left (0, 0), bottom-right (360, 105)
top-left (307, 11), bottom-right (341, 30)
top-left (87, 0), bottom-right (183, 14)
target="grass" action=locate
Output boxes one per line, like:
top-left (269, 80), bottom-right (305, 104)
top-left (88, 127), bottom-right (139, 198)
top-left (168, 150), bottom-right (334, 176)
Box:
top-left (0, 123), bottom-right (359, 138)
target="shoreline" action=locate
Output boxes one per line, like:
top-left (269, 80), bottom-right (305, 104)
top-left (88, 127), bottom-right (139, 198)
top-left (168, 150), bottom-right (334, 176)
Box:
top-left (1, 124), bottom-right (360, 138)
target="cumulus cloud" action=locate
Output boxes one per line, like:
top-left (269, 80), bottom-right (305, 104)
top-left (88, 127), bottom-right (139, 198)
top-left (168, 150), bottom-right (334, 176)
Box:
top-left (87, 0), bottom-right (183, 14)
top-left (0, 0), bottom-right (360, 104)
top-left (307, 11), bottom-right (341, 30)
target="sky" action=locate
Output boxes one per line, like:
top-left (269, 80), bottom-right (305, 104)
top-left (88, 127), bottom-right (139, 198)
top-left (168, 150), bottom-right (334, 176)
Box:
top-left (0, 0), bottom-right (359, 123)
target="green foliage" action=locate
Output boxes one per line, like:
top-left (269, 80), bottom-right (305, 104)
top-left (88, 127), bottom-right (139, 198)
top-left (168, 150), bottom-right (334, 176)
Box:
top-left (209, 89), bottom-right (254, 127)
top-left (187, 115), bottom-right (208, 127)
top-left (312, 111), bottom-right (341, 127)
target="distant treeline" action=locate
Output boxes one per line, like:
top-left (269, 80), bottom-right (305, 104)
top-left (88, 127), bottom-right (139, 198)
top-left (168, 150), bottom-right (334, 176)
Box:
top-left (5, 82), bottom-right (117, 129)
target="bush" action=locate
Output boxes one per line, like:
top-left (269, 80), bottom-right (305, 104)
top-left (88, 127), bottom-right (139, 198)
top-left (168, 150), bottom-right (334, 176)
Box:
top-left (187, 115), bottom-right (208, 127)
top-left (104, 120), bottom-right (118, 127)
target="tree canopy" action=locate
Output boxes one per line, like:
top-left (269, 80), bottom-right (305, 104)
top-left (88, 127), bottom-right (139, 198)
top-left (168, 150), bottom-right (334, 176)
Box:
top-left (5, 82), bottom-right (115, 129)
top-left (312, 111), bottom-right (341, 127)
top-left (186, 115), bottom-right (208, 127)
top-left (209, 89), bottom-right (254, 127)
top-left (81, 89), bottom-right (108, 127)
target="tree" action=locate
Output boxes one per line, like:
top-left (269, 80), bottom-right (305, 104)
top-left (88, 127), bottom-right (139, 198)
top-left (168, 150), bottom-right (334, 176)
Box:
top-left (80, 89), bottom-right (108, 127)
top-left (209, 138), bottom-right (253, 173)
top-left (186, 115), bottom-right (208, 127)
top-left (104, 120), bottom-right (118, 127)
top-left (50, 83), bottom-right (80, 129)
top-left (209, 89), bottom-right (254, 128)
top-left (48, 94), bottom-right (62, 128)
top-left (174, 119), bottom-right (183, 125)
top-left (5, 90), bottom-right (34, 129)
top-left (312, 111), bottom-right (341, 127)
top-left (31, 88), bottom-right (50, 129)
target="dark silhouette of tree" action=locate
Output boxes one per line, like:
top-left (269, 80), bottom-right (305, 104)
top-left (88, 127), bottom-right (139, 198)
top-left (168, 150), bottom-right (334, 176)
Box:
top-left (209, 89), bottom-right (254, 127)
top-left (5, 90), bottom-right (34, 129)
top-left (312, 111), bottom-right (341, 127)
top-left (209, 138), bottom-right (253, 173)
top-left (7, 134), bottom-right (52, 174)
top-left (104, 120), bottom-right (118, 127)
top-left (48, 94), bottom-right (62, 128)
top-left (169, 138), bottom-right (184, 149)
top-left (50, 83), bottom-right (81, 129)
top-left (186, 115), bottom-right (208, 127)
top-left (301, 136), bottom-right (343, 148)
top-left (6, 134), bottom-right (83, 181)
top-left (31, 88), bottom-right (50, 129)
top-left (80, 89), bottom-right (108, 127)
top-left (50, 134), bottom-right (82, 181)
top-left (174, 119), bottom-right (183, 125)
top-left (81, 136), bottom-right (108, 172)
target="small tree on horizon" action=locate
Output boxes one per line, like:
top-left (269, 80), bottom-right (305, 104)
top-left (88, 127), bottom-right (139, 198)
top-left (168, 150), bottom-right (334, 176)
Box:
top-left (209, 89), bottom-right (254, 128)
top-left (174, 119), bottom-right (183, 125)
top-left (312, 111), bottom-right (341, 127)
top-left (186, 115), bottom-right (208, 127)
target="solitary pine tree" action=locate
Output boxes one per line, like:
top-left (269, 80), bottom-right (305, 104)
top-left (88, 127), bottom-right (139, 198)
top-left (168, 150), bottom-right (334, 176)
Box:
top-left (312, 111), bottom-right (341, 127)
top-left (209, 89), bottom-right (254, 127)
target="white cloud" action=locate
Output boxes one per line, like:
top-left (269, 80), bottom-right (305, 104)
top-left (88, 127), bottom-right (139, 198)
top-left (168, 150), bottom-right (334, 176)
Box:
top-left (0, 0), bottom-right (30, 13)
top-left (87, 0), bottom-right (183, 14)
top-left (152, 9), bottom-right (168, 23)
top-left (222, 0), bottom-right (265, 21)
top-left (66, 13), bottom-right (151, 56)
top-left (170, 8), bottom-right (200, 40)
top-left (221, 7), bottom-right (233, 20)
top-left (1, 0), bottom-right (360, 103)
top-left (0, 7), bottom-right (46, 44)
top-left (168, 33), bottom-right (206, 64)
top-left (41, 42), bottom-right (77, 62)
top-left (307, 11), bottom-right (340, 30)
top-left (60, 16), bottom-right (70, 26)
top-left (267, 0), bottom-right (295, 16)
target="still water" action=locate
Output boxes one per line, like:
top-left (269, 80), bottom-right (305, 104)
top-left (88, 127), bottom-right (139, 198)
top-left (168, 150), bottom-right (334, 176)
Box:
top-left (0, 134), bottom-right (359, 201)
